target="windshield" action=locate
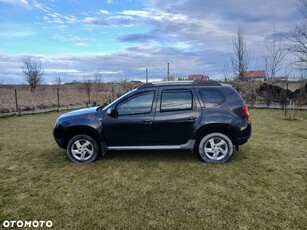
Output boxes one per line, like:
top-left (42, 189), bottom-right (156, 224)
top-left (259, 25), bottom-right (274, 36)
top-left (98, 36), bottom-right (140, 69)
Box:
top-left (98, 89), bottom-right (137, 111)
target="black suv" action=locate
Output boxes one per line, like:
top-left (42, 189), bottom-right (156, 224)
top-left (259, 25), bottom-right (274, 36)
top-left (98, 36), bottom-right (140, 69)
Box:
top-left (53, 81), bottom-right (251, 163)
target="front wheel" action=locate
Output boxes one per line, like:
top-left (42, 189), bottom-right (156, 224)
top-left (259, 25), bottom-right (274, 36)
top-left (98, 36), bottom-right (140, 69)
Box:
top-left (197, 133), bottom-right (233, 163)
top-left (66, 135), bottom-right (99, 163)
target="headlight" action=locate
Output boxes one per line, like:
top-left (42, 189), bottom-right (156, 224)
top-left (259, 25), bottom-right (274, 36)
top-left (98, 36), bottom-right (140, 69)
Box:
top-left (54, 117), bottom-right (60, 128)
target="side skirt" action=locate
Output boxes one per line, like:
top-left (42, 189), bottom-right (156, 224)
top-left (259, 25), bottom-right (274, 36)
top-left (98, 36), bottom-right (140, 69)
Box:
top-left (107, 139), bottom-right (195, 151)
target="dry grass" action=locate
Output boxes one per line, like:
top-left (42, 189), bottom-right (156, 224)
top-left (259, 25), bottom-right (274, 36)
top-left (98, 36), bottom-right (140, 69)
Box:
top-left (0, 109), bottom-right (306, 229)
top-left (0, 84), bottom-right (126, 113)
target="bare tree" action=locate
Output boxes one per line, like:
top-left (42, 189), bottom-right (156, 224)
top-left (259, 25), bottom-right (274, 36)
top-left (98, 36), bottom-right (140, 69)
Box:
top-left (279, 87), bottom-right (288, 109)
top-left (93, 72), bottom-right (105, 91)
top-left (246, 82), bottom-right (257, 108)
top-left (265, 30), bottom-right (288, 82)
top-left (20, 55), bottom-right (44, 91)
top-left (83, 76), bottom-right (92, 105)
top-left (119, 75), bottom-right (130, 93)
top-left (55, 77), bottom-right (62, 87)
top-left (264, 84), bottom-right (274, 108)
top-left (93, 72), bottom-right (103, 84)
top-left (229, 29), bottom-right (252, 80)
top-left (287, 0), bottom-right (307, 71)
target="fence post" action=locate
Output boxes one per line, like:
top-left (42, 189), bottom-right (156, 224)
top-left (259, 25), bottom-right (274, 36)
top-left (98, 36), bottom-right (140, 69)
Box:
top-left (293, 101), bottom-right (295, 120)
top-left (288, 100), bottom-right (292, 119)
top-left (57, 88), bottom-right (60, 110)
top-left (14, 89), bottom-right (19, 114)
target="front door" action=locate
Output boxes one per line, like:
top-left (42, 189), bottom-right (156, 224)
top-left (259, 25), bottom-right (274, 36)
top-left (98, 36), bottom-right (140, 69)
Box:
top-left (102, 90), bottom-right (155, 146)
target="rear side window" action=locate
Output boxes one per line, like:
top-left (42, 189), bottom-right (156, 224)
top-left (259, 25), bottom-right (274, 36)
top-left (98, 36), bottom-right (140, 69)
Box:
top-left (199, 89), bottom-right (226, 108)
top-left (161, 90), bottom-right (192, 112)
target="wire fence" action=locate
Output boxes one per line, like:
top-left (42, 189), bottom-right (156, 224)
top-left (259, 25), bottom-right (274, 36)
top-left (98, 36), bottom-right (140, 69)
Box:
top-left (0, 83), bottom-right (128, 116)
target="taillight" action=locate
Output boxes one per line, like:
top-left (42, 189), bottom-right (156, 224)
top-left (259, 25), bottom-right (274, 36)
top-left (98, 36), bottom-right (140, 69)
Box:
top-left (243, 103), bottom-right (250, 121)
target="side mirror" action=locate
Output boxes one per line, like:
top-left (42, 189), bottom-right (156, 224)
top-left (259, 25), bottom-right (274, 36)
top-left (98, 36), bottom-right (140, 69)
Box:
top-left (106, 108), bottom-right (118, 118)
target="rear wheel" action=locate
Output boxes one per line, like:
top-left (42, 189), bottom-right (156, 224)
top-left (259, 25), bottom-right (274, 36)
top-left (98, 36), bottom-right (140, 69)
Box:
top-left (66, 135), bottom-right (99, 163)
top-left (198, 132), bottom-right (233, 163)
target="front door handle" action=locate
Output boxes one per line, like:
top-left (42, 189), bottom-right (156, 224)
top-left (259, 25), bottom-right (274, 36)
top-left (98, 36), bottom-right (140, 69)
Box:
top-left (188, 116), bottom-right (197, 121)
top-left (141, 120), bottom-right (153, 125)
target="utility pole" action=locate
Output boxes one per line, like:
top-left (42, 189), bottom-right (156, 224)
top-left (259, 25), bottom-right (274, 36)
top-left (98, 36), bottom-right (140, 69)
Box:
top-left (167, 62), bottom-right (170, 81)
top-left (146, 68), bottom-right (148, 83)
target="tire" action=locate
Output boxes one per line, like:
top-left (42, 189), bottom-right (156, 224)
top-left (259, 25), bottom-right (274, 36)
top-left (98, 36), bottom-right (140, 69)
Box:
top-left (66, 134), bottom-right (100, 163)
top-left (198, 132), bottom-right (233, 163)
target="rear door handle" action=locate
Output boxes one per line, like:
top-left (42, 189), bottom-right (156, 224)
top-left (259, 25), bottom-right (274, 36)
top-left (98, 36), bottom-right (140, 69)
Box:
top-left (141, 120), bottom-right (153, 125)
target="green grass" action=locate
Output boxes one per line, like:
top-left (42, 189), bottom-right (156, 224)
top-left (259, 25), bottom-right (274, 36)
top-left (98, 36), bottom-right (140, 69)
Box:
top-left (0, 110), bottom-right (306, 229)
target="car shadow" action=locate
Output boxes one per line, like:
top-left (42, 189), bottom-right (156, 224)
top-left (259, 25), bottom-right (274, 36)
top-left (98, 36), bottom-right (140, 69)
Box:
top-left (102, 149), bottom-right (200, 163)
top-left (49, 148), bottom-right (244, 164)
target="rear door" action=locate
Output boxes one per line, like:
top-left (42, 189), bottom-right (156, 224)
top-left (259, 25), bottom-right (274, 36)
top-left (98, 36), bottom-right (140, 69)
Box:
top-left (152, 87), bottom-right (202, 145)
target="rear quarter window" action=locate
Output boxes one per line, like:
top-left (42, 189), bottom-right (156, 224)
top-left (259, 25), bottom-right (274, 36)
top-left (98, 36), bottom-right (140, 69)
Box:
top-left (199, 89), bottom-right (226, 108)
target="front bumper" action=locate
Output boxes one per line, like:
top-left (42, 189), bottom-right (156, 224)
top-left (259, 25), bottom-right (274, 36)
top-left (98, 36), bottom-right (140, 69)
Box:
top-left (53, 128), bottom-right (66, 149)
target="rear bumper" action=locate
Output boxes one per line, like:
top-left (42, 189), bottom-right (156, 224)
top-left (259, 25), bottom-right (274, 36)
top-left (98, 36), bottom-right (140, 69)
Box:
top-left (237, 121), bottom-right (251, 146)
top-left (237, 136), bottom-right (250, 145)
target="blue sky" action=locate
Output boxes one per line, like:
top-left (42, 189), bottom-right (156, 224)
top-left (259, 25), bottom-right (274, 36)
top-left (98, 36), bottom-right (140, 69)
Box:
top-left (0, 0), bottom-right (304, 84)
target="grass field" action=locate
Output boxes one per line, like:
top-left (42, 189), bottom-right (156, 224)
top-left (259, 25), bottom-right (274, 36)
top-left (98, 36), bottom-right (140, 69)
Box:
top-left (0, 109), bottom-right (306, 229)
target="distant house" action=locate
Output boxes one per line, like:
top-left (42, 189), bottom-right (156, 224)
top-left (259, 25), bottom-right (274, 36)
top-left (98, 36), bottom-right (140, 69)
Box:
top-left (188, 74), bottom-right (209, 81)
top-left (242, 70), bottom-right (266, 81)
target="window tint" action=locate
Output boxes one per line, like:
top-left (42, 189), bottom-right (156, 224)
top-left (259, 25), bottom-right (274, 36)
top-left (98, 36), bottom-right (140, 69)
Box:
top-left (161, 90), bottom-right (192, 112)
top-left (117, 91), bottom-right (154, 115)
top-left (199, 89), bottom-right (226, 108)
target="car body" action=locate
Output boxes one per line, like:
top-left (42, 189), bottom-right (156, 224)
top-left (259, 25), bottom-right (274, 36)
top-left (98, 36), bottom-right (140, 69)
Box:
top-left (53, 80), bottom-right (251, 163)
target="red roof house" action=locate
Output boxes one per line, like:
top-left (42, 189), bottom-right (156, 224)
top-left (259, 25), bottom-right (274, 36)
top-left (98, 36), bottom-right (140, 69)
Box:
top-left (188, 74), bottom-right (209, 81)
top-left (242, 70), bottom-right (265, 81)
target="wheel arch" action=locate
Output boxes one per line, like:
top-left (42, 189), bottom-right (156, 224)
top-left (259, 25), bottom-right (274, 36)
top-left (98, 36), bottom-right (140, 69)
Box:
top-left (62, 126), bottom-right (103, 150)
top-left (194, 124), bottom-right (238, 149)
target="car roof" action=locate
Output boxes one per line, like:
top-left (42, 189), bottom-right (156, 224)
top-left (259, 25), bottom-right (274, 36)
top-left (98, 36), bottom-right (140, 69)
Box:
top-left (138, 80), bottom-right (222, 89)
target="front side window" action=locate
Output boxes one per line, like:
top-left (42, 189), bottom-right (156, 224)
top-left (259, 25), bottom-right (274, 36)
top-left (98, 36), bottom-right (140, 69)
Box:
top-left (161, 90), bottom-right (193, 112)
top-left (199, 89), bottom-right (226, 108)
top-left (117, 91), bottom-right (154, 115)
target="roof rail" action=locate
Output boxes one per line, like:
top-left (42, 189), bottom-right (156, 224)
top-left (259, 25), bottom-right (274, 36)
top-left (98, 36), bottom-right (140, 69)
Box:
top-left (138, 80), bottom-right (221, 89)
top-left (192, 80), bottom-right (222, 86)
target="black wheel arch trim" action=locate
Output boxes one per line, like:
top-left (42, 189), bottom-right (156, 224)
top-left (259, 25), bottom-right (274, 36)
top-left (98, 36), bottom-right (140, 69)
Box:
top-left (193, 123), bottom-right (238, 146)
top-left (62, 125), bottom-right (104, 149)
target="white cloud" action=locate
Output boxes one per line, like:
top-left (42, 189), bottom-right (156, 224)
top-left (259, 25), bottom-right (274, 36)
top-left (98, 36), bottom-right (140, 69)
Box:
top-left (0, 0), bottom-right (51, 12)
top-left (0, 0), bottom-right (29, 7)
top-left (45, 69), bottom-right (80, 73)
top-left (0, 31), bottom-right (34, 38)
top-left (31, 0), bottom-right (50, 12)
top-left (83, 16), bottom-right (137, 27)
top-left (121, 9), bottom-right (188, 22)
top-left (99, 10), bottom-right (110, 14)
top-left (43, 13), bottom-right (77, 24)
top-left (74, 43), bottom-right (88, 47)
